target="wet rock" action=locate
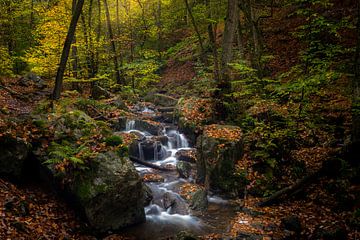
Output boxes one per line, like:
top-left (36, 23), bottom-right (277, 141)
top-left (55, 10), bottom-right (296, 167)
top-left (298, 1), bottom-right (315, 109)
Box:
top-left (134, 120), bottom-right (163, 135)
top-left (129, 138), bottom-right (167, 161)
top-left (143, 184), bottom-right (153, 206)
top-left (113, 96), bottom-right (128, 110)
top-left (91, 85), bottom-right (112, 100)
top-left (176, 149), bottom-right (197, 163)
top-left (163, 192), bottom-right (189, 215)
top-left (281, 215), bottom-right (301, 233)
top-left (0, 136), bottom-right (31, 180)
top-left (175, 231), bottom-right (199, 240)
top-left (196, 124), bottom-right (244, 195)
top-left (146, 205), bottom-right (162, 215)
top-left (189, 189), bottom-right (208, 211)
top-left (176, 161), bottom-right (192, 179)
top-left (58, 151), bottom-right (145, 233)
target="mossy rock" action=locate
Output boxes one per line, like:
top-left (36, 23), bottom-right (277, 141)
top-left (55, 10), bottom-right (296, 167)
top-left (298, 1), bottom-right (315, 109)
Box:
top-left (64, 151), bottom-right (145, 232)
top-left (196, 124), bottom-right (244, 196)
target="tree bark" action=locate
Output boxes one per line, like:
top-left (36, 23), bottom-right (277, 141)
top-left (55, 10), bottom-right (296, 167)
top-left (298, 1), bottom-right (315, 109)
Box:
top-left (184, 0), bottom-right (204, 55)
top-left (220, 0), bottom-right (238, 83)
top-left (205, 0), bottom-right (220, 82)
top-left (52, 0), bottom-right (85, 100)
top-left (351, 0), bottom-right (360, 164)
top-left (103, 0), bottom-right (124, 85)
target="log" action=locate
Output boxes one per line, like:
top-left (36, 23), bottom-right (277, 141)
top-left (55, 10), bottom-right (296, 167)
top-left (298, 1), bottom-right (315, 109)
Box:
top-left (129, 156), bottom-right (174, 171)
top-left (258, 169), bottom-right (322, 207)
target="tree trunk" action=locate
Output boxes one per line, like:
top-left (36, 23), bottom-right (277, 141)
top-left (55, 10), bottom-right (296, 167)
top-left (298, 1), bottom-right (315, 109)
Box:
top-left (237, 17), bottom-right (245, 59)
top-left (156, 0), bottom-right (163, 61)
top-left (351, 0), bottom-right (360, 164)
top-left (71, 0), bottom-right (80, 91)
top-left (103, 0), bottom-right (124, 85)
top-left (205, 0), bottom-right (220, 82)
top-left (184, 0), bottom-right (204, 55)
top-left (52, 0), bottom-right (85, 100)
top-left (219, 0), bottom-right (238, 86)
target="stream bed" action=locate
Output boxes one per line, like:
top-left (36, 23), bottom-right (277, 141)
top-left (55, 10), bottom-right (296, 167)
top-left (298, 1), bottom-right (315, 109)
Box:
top-left (117, 106), bottom-right (237, 239)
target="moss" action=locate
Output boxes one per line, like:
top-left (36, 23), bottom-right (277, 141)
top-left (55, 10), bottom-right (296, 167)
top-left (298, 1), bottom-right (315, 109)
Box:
top-left (104, 135), bottom-right (123, 146)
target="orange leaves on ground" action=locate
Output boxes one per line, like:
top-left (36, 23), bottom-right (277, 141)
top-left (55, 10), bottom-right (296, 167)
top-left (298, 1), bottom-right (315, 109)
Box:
top-left (179, 183), bottom-right (203, 200)
top-left (142, 174), bottom-right (164, 182)
top-left (179, 98), bottom-right (213, 126)
top-left (204, 124), bottom-right (242, 141)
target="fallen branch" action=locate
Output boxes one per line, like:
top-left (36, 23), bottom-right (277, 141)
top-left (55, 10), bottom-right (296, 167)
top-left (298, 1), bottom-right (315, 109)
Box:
top-left (129, 156), bottom-right (174, 171)
top-left (0, 84), bottom-right (21, 96)
top-left (258, 169), bottom-right (322, 207)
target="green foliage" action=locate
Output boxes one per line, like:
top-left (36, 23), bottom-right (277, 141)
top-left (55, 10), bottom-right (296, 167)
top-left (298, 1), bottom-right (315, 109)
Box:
top-left (44, 141), bottom-right (95, 170)
top-left (104, 135), bottom-right (123, 146)
top-left (0, 47), bottom-right (14, 76)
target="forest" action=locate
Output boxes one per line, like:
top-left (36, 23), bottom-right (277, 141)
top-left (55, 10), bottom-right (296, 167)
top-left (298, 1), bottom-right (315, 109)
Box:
top-left (0, 0), bottom-right (359, 239)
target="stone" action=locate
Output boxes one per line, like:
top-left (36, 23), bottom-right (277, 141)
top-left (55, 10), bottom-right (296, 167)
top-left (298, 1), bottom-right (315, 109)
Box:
top-left (18, 72), bottom-right (46, 89)
top-left (143, 184), bottom-right (153, 206)
top-left (129, 138), bottom-right (167, 161)
top-left (67, 151), bottom-right (145, 232)
top-left (281, 215), bottom-right (301, 233)
top-left (163, 192), bottom-right (189, 215)
top-left (176, 161), bottom-right (192, 179)
top-left (196, 124), bottom-right (244, 195)
top-left (175, 149), bottom-right (197, 163)
top-left (133, 119), bottom-right (163, 136)
top-left (152, 93), bottom-right (178, 107)
top-left (189, 189), bottom-right (208, 211)
top-left (0, 136), bottom-right (30, 180)
top-left (91, 85), bottom-right (112, 100)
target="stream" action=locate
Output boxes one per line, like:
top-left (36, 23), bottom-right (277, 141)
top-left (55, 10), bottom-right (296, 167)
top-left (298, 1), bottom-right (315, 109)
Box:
top-left (117, 105), bottom-right (237, 239)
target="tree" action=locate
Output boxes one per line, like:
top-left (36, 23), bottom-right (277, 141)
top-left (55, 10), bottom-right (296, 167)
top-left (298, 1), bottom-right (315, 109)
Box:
top-left (103, 0), bottom-right (124, 85)
top-left (53, 0), bottom-right (85, 100)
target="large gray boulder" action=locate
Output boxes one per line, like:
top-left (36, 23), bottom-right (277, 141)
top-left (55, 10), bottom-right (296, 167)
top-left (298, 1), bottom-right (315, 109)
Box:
top-left (196, 124), bottom-right (244, 195)
top-left (67, 151), bottom-right (145, 232)
top-left (0, 136), bottom-right (30, 179)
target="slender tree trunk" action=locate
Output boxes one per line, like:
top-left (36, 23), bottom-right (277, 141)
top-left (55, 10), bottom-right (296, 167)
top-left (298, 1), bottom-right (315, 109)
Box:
top-left (214, 0), bottom-right (239, 119)
top-left (116, 0), bottom-right (124, 66)
top-left (53, 0), bottom-right (85, 100)
top-left (351, 0), bottom-right (360, 163)
top-left (220, 0), bottom-right (238, 83)
top-left (103, 0), bottom-right (124, 85)
top-left (81, 13), bottom-right (94, 78)
top-left (95, 0), bottom-right (101, 75)
top-left (205, 0), bottom-right (220, 82)
top-left (184, 0), bottom-right (204, 55)
top-left (156, 0), bottom-right (162, 61)
top-left (71, 0), bottom-right (80, 91)
top-left (237, 17), bottom-right (245, 59)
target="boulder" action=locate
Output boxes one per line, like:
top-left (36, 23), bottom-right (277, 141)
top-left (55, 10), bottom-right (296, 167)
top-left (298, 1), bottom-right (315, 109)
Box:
top-left (134, 120), bottom-right (163, 135)
top-left (143, 184), bottom-right (153, 206)
top-left (196, 124), bottom-right (244, 195)
top-left (176, 161), bottom-right (192, 179)
top-left (189, 189), bottom-right (208, 211)
top-left (91, 85), bottom-right (112, 100)
top-left (18, 72), bottom-right (46, 89)
top-left (66, 151), bottom-right (145, 232)
top-left (281, 215), bottom-right (301, 233)
top-left (152, 93), bottom-right (178, 107)
top-left (0, 136), bottom-right (31, 179)
top-left (163, 192), bottom-right (189, 215)
top-left (175, 149), bottom-right (197, 163)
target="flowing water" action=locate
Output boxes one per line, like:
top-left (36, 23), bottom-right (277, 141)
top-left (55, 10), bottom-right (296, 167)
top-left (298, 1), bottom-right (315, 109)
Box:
top-left (119, 107), bottom-right (237, 239)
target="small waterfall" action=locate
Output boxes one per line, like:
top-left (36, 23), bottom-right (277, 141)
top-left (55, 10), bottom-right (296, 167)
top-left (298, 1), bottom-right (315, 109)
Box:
top-left (154, 141), bottom-right (158, 161)
top-left (167, 130), bottom-right (189, 149)
top-left (179, 134), bottom-right (189, 148)
top-left (138, 142), bottom-right (144, 161)
top-left (126, 120), bottom-right (136, 131)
